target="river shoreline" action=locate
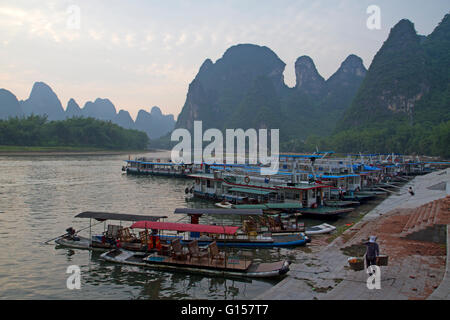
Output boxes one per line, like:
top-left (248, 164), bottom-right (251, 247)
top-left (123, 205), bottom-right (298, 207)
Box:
top-left (0, 147), bottom-right (167, 156)
top-left (257, 168), bottom-right (449, 300)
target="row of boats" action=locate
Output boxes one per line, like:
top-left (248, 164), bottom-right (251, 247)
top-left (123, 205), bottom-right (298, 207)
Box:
top-left (55, 209), bottom-right (328, 279)
top-left (123, 153), bottom-right (441, 219)
top-left (54, 153), bottom-right (447, 280)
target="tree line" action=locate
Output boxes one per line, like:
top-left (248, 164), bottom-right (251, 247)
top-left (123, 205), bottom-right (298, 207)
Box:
top-left (0, 115), bottom-right (149, 150)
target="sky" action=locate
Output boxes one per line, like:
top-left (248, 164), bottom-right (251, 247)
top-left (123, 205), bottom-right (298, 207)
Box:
top-left (1, 0), bottom-right (449, 120)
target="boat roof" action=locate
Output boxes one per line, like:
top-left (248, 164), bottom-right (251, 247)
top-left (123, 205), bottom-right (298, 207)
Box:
top-left (228, 187), bottom-right (275, 195)
top-left (75, 212), bottom-right (168, 222)
top-left (233, 203), bottom-right (302, 210)
top-left (130, 221), bottom-right (239, 235)
top-left (174, 208), bottom-right (263, 216)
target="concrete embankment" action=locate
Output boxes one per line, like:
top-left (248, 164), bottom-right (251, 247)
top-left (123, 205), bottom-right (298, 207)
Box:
top-left (256, 168), bottom-right (450, 300)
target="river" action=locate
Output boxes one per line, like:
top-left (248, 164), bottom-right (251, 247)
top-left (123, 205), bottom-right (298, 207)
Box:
top-left (0, 152), bottom-right (382, 299)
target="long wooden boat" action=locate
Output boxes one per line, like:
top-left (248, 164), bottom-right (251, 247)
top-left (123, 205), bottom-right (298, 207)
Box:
top-left (172, 208), bottom-right (310, 246)
top-left (100, 249), bottom-right (291, 279)
top-left (130, 219), bottom-right (310, 248)
top-left (54, 211), bottom-right (168, 252)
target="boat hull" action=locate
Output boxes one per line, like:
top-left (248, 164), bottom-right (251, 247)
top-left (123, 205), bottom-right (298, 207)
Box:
top-left (182, 234), bottom-right (309, 248)
top-left (305, 223), bottom-right (336, 235)
top-left (100, 249), bottom-right (290, 279)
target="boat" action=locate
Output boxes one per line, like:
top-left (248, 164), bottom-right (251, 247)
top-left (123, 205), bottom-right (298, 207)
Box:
top-left (124, 158), bottom-right (203, 178)
top-left (130, 218), bottom-right (310, 248)
top-left (297, 206), bottom-right (354, 219)
top-left (100, 245), bottom-right (291, 279)
top-left (342, 194), bottom-right (374, 202)
top-left (215, 201), bottom-right (233, 209)
top-left (324, 200), bottom-right (360, 207)
top-left (305, 223), bottom-right (336, 235)
top-left (54, 211), bottom-right (168, 252)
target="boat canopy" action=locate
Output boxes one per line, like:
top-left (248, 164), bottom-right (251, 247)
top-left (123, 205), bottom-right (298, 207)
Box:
top-left (228, 187), bottom-right (274, 195)
top-left (75, 211), bottom-right (168, 222)
top-left (174, 208), bottom-right (263, 216)
top-left (233, 203), bottom-right (302, 210)
top-left (130, 221), bottom-right (239, 235)
top-left (310, 174), bottom-right (360, 179)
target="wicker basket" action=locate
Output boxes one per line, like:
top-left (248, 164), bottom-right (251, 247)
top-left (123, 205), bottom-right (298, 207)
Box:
top-left (376, 255), bottom-right (389, 266)
top-left (348, 257), bottom-right (364, 271)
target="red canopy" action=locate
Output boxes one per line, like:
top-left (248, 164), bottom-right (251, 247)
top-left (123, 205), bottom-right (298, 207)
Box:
top-left (130, 221), bottom-right (239, 235)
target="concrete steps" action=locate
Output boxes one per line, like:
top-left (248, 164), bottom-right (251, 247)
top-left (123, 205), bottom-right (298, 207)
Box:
top-left (400, 199), bottom-right (444, 237)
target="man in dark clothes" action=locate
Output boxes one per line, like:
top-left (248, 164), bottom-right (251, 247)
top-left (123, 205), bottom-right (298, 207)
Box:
top-left (65, 227), bottom-right (80, 241)
top-left (365, 236), bottom-right (379, 269)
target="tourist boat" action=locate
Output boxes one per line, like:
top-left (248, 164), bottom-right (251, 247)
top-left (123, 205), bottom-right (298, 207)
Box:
top-left (130, 216), bottom-right (310, 248)
top-left (54, 211), bottom-right (168, 252)
top-left (124, 158), bottom-right (203, 178)
top-left (100, 245), bottom-right (291, 279)
top-left (188, 170), bottom-right (333, 209)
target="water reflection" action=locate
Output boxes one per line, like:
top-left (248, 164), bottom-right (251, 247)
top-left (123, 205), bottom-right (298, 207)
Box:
top-left (0, 153), bottom-right (381, 299)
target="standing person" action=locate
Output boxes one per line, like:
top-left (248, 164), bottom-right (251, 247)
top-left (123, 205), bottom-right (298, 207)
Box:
top-left (364, 236), bottom-right (379, 270)
top-left (339, 186), bottom-right (344, 200)
top-left (408, 186), bottom-right (415, 196)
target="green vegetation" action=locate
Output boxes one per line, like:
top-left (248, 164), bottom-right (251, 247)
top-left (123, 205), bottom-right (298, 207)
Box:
top-left (290, 15), bottom-right (450, 158)
top-left (0, 115), bottom-right (149, 150)
top-left (288, 119), bottom-right (450, 158)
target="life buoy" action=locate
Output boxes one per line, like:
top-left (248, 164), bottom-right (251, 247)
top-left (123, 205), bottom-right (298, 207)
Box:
top-left (244, 176), bottom-right (250, 184)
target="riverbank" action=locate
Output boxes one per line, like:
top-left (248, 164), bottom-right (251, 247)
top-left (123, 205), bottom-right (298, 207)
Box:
top-left (0, 146), bottom-right (161, 156)
top-left (256, 168), bottom-right (449, 300)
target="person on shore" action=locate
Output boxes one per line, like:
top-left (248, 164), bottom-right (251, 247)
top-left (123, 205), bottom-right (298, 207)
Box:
top-left (364, 236), bottom-right (379, 269)
top-left (408, 186), bottom-right (415, 196)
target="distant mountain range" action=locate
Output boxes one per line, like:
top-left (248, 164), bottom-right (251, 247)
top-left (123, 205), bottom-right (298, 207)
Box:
top-left (1, 13), bottom-right (448, 155)
top-left (175, 43), bottom-right (367, 143)
top-left (174, 13), bottom-right (449, 156)
top-left (337, 14), bottom-right (450, 130)
top-left (0, 82), bottom-right (175, 140)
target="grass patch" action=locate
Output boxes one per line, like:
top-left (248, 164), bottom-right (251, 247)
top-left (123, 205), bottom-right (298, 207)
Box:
top-left (341, 244), bottom-right (367, 257)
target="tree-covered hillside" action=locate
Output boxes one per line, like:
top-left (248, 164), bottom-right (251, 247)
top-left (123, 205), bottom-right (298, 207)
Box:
top-left (0, 116), bottom-right (149, 150)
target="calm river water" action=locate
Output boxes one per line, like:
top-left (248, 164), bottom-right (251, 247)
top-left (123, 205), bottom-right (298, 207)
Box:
top-left (0, 152), bottom-right (381, 299)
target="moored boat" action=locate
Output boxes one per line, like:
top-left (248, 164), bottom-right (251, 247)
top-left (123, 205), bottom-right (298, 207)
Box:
top-left (100, 246), bottom-right (291, 279)
top-left (305, 223), bottom-right (336, 235)
top-left (54, 211), bottom-right (168, 252)
top-left (297, 206), bottom-right (354, 219)
top-left (130, 218), bottom-right (310, 248)
top-left (215, 201), bottom-right (233, 209)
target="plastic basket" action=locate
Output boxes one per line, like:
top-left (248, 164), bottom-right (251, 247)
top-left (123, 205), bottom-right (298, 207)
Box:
top-left (348, 257), bottom-right (364, 271)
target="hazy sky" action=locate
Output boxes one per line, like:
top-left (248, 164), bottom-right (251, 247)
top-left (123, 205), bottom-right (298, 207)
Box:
top-left (1, 0), bottom-right (449, 120)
